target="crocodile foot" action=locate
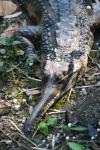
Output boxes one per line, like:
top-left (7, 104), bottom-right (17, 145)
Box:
top-left (15, 35), bottom-right (40, 65)
top-left (15, 25), bottom-right (43, 38)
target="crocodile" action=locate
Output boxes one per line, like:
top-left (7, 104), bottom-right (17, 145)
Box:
top-left (15, 0), bottom-right (100, 131)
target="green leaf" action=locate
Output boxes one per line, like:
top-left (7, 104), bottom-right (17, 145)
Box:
top-left (38, 122), bottom-right (48, 135)
top-left (0, 61), bottom-right (4, 67)
top-left (16, 49), bottom-right (24, 56)
top-left (47, 118), bottom-right (57, 126)
top-left (59, 124), bottom-right (66, 129)
top-left (58, 124), bottom-right (70, 131)
top-left (70, 126), bottom-right (87, 132)
top-left (0, 37), bottom-right (8, 45)
top-left (12, 40), bottom-right (21, 45)
top-left (67, 142), bottom-right (85, 150)
top-left (26, 58), bottom-right (34, 66)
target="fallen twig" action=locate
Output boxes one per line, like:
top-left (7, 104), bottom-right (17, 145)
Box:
top-left (93, 72), bottom-right (100, 76)
top-left (89, 56), bottom-right (100, 69)
top-left (76, 83), bottom-right (100, 89)
top-left (91, 49), bottom-right (100, 52)
top-left (88, 72), bottom-right (100, 80)
top-left (67, 88), bottom-right (73, 102)
top-left (48, 110), bottom-right (66, 115)
top-left (32, 127), bottom-right (39, 138)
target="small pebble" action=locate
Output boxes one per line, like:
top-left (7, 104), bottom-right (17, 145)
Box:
top-left (47, 134), bottom-right (53, 140)
top-left (91, 136), bottom-right (95, 140)
top-left (42, 139), bottom-right (46, 143)
top-left (82, 88), bottom-right (87, 95)
top-left (87, 6), bottom-right (91, 10)
top-left (97, 128), bottom-right (100, 132)
top-left (72, 136), bottom-right (76, 140)
top-left (29, 62), bottom-right (33, 66)
top-left (96, 42), bottom-right (99, 46)
top-left (56, 133), bottom-right (60, 138)
top-left (68, 123), bottom-right (72, 127)
top-left (46, 144), bottom-right (49, 148)
top-left (13, 98), bottom-right (17, 103)
top-left (22, 99), bottom-right (26, 103)
top-left (65, 136), bottom-right (70, 140)
top-left (14, 104), bottom-right (20, 111)
top-left (22, 117), bottom-right (26, 123)
top-left (98, 121), bottom-right (100, 125)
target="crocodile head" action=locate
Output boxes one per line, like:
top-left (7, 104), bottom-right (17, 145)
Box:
top-left (23, 32), bottom-right (91, 131)
top-left (23, 58), bottom-right (86, 132)
top-left (42, 59), bottom-right (84, 102)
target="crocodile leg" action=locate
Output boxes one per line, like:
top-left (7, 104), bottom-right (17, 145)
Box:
top-left (15, 25), bottom-right (43, 63)
top-left (15, 25), bottom-right (43, 38)
top-left (16, 35), bottom-right (39, 64)
top-left (15, 26), bottom-right (42, 65)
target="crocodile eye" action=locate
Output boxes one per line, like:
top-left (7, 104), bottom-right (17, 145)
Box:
top-left (54, 74), bottom-right (59, 82)
top-left (42, 72), bottom-right (50, 84)
top-left (63, 71), bottom-right (67, 76)
top-left (54, 74), bottom-right (64, 84)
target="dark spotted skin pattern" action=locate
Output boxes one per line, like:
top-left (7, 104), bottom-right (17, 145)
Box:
top-left (16, 0), bottom-right (94, 131)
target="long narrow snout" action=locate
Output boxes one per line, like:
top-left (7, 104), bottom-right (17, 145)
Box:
top-left (23, 81), bottom-right (60, 131)
top-left (23, 71), bottom-right (81, 131)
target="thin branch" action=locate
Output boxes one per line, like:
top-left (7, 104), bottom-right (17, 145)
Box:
top-left (48, 110), bottom-right (66, 115)
top-left (76, 83), bottom-right (100, 89)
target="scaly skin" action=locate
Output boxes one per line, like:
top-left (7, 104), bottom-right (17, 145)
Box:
top-left (16, 0), bottom-right (94, 131)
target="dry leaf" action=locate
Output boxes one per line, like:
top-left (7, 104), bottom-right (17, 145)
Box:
top-left (0, 0), bottom-right (17, 16)
top-left (0, 100), bottom-right (11, 116)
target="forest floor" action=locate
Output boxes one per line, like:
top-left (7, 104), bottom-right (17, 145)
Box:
top-left (0, 4), bottom-right (100, 150)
